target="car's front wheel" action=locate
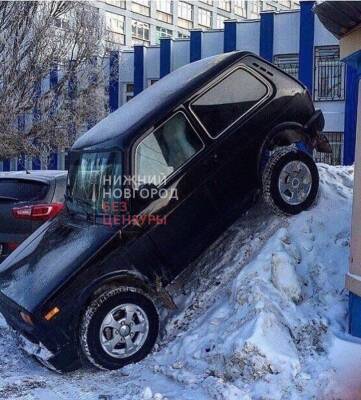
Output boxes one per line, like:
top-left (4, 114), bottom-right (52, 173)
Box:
top-left (262, 146), bottom-right (319, 215)
top-left (80, 287), bottom-right (159, 370)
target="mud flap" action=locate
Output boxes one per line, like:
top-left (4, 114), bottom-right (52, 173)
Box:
top-left (314, 133), bottom-right (332, 154)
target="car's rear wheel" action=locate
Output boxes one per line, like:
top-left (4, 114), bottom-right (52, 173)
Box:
top-left (262, 146), bottom-right (319, 215)
top-left (80, 287), bottom-right (159, 370)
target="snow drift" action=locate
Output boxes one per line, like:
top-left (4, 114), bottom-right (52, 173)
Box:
top-left (0, 164), bottom-right (357, 400)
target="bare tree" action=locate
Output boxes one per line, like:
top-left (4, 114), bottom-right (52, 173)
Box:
top-left (0, 1), bottom-right (109, 167)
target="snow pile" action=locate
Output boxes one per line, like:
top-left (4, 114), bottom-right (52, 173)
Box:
top-left (0, 164), bottom-right (357, 400)
top-left (149, 164), bottom-right (354, 399)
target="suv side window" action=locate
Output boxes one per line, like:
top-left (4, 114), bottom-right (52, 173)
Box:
top-left (190, 67), bottom-right (269, 138)
top-left (135, 112), bottom-right (203, 186)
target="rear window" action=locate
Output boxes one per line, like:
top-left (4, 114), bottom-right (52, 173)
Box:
top-left (0, 179), bottom-right (49, 202)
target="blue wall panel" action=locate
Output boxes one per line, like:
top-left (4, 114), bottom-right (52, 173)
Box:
top-left (260, 12), bottom-right (274, 62)
top-left (190, 30), bottom-right (202, 63)
top-left (224, 21), bottom-right (237, 53)
top-left (160, 38), bottom-right (172, 78)
top-left (134, 46), bottom-right (145, 95)
top-left (349, 292), bottom-right (361, 338)
top-left (2, 160), bottom-right (10, 172)
top-left (299, 1), bottom-right (315, 93)
top-left (344, 65), bottom-right (360, 165)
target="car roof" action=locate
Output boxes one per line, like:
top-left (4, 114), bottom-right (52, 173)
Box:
top-left (0, 170), bottom-right (67, 184)
top-left (72, 51), bottom-right (253, 152)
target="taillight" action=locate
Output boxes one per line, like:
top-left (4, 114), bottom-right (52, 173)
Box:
top-left (6, 242), bottom-right (19, 251)
top-left (12, 203), bottom-right (64, 221)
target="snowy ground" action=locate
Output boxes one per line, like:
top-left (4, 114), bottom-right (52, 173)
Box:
top-left (0, 164), bottom-right (361, 400)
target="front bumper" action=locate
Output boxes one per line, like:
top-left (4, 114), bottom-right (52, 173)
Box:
top-left (18, 334), bottom-right (62, 372)
top-left (19, 333), bottom-right (54, 361)
top-left (0, 293), bottom-right (81, 372)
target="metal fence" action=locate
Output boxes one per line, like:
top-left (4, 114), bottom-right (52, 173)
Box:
top-left (273, 54), bottom-right (299, 79)
top-left (314, 46), bottom-right (345, 101)
top-left (314, 132), bottom-right (344, 165)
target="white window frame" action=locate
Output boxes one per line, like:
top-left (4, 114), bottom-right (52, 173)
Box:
top-left (132, 20), bottom-right (150, 45)
top-left (198, 8), bottom-right (212, 28)
top-left (178, 1), bottom-right (193, 21)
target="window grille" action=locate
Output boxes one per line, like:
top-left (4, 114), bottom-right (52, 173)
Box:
top-left (273, 54), bottom-right (299, 79)
top-left (314, 46), bottom-right (345, 101)
top-left (314, 132), bottom-right (344, 165)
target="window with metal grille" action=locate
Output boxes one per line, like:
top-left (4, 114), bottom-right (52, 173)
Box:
top-left (273, 54), bottom-right (299, 79)
top-left (314, 132), bottom-right (344, 165)
top-left (314, 46), bottom-right (345, 101)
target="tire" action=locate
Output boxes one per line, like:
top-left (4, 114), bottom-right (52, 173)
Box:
top-left (262, 146), bottom-right (319, 215)
top-left (80, 287), bottom-right (159, 370)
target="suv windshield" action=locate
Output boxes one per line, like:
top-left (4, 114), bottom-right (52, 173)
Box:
top-left (66, 151), bottom-right (123, 216)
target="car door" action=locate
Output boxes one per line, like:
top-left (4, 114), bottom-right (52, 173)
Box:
top-left (189, 65), bottom-right (271, 217)
top-left (130, 111), bottom-right (221, 281)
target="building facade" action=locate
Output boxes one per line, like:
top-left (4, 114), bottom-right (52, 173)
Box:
top-left (98, 0), bottom-right (300, 48)
top-left (1, 0), bottom-right (356, 172)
